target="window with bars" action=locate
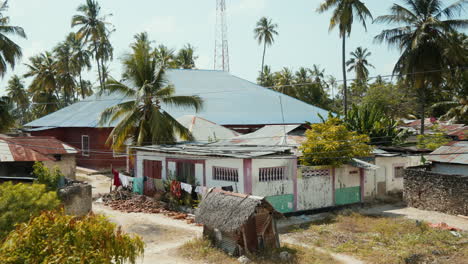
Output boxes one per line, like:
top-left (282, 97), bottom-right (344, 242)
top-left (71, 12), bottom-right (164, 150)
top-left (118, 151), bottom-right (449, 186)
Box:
top-left (394, 166), bottom-right (405, 178)
top-left (213, 167), bottom-right (239, 182)
top-left (81, 135), bottom-right (89, 157)
top-left (259, 167), bottom-right (287, 182)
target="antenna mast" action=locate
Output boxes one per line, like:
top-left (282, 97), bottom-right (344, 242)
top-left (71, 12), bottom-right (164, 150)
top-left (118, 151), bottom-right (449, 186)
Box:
top-left (214, 0), bottom-right (230, 72)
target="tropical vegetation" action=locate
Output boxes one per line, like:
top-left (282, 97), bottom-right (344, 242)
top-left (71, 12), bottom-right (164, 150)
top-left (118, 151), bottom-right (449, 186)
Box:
top-left (0, 210), bottom-right (144, 264)
top-left (375, 0), bottom-right (468, 134)
top-left (0, 182), bottom-right (60, 239)
top-left (0, 1), bottom-right (26, 78)
top-left (300, 116), bottom-right (372, 167)
top-left (317, 0), bottom-right (373, 117)
top-left (99, 33), bottom-right (203, 150)
top-left (254, 17), bottom-right (279, 84)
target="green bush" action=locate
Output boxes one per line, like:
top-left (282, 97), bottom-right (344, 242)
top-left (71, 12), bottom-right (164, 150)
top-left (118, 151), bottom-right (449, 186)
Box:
top-left (0, 210), bottom-right (145, 264)
top-left (0, 182), bottom-right (60, 238)
top-left (33, 162), bottom-right (63, 191)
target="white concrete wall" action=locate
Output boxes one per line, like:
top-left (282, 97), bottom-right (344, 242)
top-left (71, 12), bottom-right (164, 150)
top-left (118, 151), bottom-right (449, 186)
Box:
top-left (205, 158), bottom-right (244, 193)
top-left (296, 168), bottom-right (333, 211)
top-left (334, 165), bottom-right (361, 189)
top-left (374, 156), bottom-right (421, 193)
top-left (251, 158), bottom-right (295, 197)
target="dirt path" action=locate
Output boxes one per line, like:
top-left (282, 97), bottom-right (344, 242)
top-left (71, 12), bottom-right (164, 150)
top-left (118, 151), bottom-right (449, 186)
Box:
top-left (281, 236), bottom-right (364, 264)
top-left (78, 170), bottom-right (202, 264)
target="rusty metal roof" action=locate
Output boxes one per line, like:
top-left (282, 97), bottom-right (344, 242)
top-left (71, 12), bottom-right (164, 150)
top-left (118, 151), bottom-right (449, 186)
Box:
top-left (0, 138), bottom-right (53, 162)
top-left (428, 141), bottom-right (468, 165)
top-left (0, 136), bottom-right (77, 162)
top-left (5, 137), bottom-right (77, 155)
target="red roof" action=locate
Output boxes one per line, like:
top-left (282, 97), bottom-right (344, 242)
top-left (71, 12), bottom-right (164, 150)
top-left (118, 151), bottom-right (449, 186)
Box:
top-left (0, 136), bottom-right (77, 162)
top-left (5, 136), bottom-right (78, 155)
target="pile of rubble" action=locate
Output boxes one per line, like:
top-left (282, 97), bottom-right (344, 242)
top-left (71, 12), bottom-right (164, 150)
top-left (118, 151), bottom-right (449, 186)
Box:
top-left (100, 189), bottom-right (196, 224)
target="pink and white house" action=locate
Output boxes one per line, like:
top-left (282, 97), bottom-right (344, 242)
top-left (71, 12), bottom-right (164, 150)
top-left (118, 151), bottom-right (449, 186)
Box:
top-left (133, 144), bottom-right (368, 213)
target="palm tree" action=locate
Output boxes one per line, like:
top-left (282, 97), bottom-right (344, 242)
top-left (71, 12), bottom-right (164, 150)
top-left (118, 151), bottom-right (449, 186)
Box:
top-left (54, 40), bottom-right (77, 104)
top-left (67, 33), bottom-right (93, 99)
top-left (274, 67), bottom-right (295, 97)
top-left (176, 44), bottom-right (197, 69)
top-left (375, 0), bottom-right (468, 134)
top-left (154, 44), bottom-right (176, 68)
top-left (317, 0), bottom-right (373, 117)
top-left (6, 75), bottom-right (29, 123)
top-left (433, 96), bottom-right (468, 124)
top-left (254, 17), bottom-right (279, 82)
top-left (24, 52), bottom-right (61, 113)
top-left (0, 1), bottom-right (26, 78)
top-left (346, 47), bottom-right (374, 83)
top-left (99, 33), bottom-right (203, 149)
top-left (257, 65), bottom-right (275, 87)
top-left (0, 96), bottom-right (14, 132)
top-left (71, 0), bottom-right (112, 91)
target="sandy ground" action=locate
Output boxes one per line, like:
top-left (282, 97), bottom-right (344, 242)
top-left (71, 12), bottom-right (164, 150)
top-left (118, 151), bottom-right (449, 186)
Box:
top-left (77, 168), bottom-right (468, 264)
top-left (77, 170), bottom-right (202, 264)
top-left (358, 204), bottom-right (468, 231)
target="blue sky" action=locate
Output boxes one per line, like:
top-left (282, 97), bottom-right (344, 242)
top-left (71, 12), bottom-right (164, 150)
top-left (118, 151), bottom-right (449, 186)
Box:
top-left (0, 0), bottom-right (459, 94)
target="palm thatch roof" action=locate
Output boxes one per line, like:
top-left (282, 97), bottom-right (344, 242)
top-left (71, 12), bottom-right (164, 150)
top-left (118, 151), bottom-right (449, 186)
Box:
top-left (195, 190), bottom-right (281, 233)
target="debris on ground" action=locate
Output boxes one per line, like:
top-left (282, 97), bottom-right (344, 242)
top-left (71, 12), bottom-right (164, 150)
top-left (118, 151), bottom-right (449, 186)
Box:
top-left (428, 222), bottom-right (461, 231)
top-left (238, 255), bottom-right (251, 264)
top-left (100, 189), bottom-right (196, 223)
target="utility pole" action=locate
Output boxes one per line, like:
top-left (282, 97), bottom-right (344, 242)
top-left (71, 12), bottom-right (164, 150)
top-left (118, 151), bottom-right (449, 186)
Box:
top-left (214, 0), bottom-right (230, 72)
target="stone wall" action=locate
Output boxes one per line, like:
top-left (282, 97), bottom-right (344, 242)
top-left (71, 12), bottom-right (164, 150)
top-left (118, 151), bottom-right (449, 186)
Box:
top-left (404, 166), bottom-right (468, 215)
top-left (43, 154), bottom-right (77, 179)
top-left (58, 181), bottom-right (92, 216)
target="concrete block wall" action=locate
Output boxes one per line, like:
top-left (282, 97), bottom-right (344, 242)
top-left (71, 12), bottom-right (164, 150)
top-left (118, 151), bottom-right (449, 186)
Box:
top-left (404, 166), bottom-right (468, 215)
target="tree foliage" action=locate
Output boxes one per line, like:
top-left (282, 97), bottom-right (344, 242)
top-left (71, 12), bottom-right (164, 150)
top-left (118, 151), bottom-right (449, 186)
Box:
top-left (99, 32), bottom-right (203, 149)
top-left (300, 116), bottom-right (372, 167)
top-left (254, 17), bottom-right (278, 82)
top-left (375, 0), bottom-right (468, 134)
top-left (33, 162), bottom-right (63, 191)
top-left (0, 210), bottom-right (144, 264)
top-left (417, 125), bottom-right (451, 150)
top-left (0, 182), bottom-right (60, 239)
top-left (0, 96), bottom-right (14, 132)
top-left (345, 104), bottom-right (408, 146)
top-left (0, 1), bottom-right (26, 77)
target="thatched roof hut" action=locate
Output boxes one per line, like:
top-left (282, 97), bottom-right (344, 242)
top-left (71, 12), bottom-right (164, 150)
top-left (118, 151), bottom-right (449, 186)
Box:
top-left (195, 190), bottom-right (282, 255)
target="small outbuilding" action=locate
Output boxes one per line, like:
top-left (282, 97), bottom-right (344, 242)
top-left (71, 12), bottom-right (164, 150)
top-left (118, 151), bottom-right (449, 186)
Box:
top-left (195, 190), bottom-right (281, 256)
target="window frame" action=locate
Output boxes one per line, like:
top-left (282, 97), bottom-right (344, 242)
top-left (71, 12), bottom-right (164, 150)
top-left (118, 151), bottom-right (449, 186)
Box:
top-left (81, 135), bottom-right (90, 157)
top-left (213, 166), bottom-right (239, 182)
top-left (259, 166), bottom-right (288, 182)
top-left (393, 165), bottom-right (405, 178)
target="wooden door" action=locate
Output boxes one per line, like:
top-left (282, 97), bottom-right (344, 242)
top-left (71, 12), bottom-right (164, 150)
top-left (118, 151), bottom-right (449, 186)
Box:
top-left (144, 160), bottom-right (162, 195)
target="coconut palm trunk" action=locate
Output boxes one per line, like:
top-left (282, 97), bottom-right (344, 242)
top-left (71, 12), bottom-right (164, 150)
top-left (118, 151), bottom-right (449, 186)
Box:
top-left (261, 41), bottom-right (267, 80)
top-left (342, 36), bottom-right (348, 118)
top-left (94, 40), bottom-right (103, 91)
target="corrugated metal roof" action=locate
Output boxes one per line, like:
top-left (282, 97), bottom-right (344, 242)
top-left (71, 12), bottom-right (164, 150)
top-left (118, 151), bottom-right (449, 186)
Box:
top-left (428, 141), bottom-right (468, 165)
top-left (133, 144), bottom-right (293, 158)
top-left (25, 69), bottom-right (330, 128)
top-left (0, 139), bottom-right (53, 162)
top-left (175, 115), bottom-right (239, 142)
top-left (216, 125), bottom-right (305, 146)
top-left (6, 137), bottom-right (78, 155)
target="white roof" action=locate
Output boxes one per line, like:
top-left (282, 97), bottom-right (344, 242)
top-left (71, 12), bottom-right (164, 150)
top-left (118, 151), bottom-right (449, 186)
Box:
top-left (176, 115), bottom-right (239, 142)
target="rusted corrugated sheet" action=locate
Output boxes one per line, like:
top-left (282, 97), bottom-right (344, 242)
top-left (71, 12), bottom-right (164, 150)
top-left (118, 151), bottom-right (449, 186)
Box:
top-left (0, 139), bottom-right (52, 162)
top-left (428, 141), bottom-right (468, 165)
top-left (6, 137), bottom-right (77, 155)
